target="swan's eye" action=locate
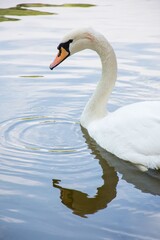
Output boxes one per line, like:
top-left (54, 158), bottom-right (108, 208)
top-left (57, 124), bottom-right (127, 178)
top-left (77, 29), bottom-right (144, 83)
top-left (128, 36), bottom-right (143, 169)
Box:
top-left (58, 48), bottom-right (62, 57)
top-left (57, 39), bottom-right (73, 56)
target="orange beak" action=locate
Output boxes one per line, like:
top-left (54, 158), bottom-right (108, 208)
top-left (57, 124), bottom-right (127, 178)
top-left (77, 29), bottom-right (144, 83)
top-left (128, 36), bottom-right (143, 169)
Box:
top-left (50, 47), bottom-right (70, 70)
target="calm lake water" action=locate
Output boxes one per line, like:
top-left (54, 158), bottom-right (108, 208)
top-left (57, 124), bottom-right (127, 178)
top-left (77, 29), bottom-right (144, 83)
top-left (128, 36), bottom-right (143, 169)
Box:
top-left (0, 0), bottom-right (160, 239)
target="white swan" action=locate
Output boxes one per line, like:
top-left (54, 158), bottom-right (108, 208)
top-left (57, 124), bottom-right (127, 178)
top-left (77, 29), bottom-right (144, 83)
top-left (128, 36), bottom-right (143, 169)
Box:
top-left (50, 28), bottom-right (160, 171)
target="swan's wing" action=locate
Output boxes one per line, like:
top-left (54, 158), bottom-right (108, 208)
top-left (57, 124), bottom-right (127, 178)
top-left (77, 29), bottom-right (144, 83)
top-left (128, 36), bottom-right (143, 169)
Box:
top-left (88, 101), bottom-right (160, 169)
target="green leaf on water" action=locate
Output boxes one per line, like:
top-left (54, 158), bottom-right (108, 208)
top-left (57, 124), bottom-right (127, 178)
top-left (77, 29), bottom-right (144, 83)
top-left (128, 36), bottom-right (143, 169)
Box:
top-left (0, 4), bottom-right (56, 22)
top-left (0, 7), bottom-right (54, 17)
top-left (20, 75), bottom-right (44, 78)
top-left (0, 15), bottom-right (20, 22)
top-left (0, 3), bottom-right (95, 22)
top-left (17, 3), bottom-right (56, 8)
top-left (17, 3), bottom-right (96, 8)
top-left (61, 3), bottom-right (96, 7)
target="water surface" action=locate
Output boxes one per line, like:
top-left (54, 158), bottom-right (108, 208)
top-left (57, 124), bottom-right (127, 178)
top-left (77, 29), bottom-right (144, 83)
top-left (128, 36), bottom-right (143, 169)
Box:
top-left (0, 0), bottom-right (160, 239)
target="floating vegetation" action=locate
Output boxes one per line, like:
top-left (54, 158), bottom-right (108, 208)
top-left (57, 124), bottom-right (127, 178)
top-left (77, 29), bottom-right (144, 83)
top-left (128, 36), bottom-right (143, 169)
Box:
top-left (0, 16), bottom-right (19, 22)
top-left (0, 3), bottom-right (95, 22)
top-left (17, 4), bottom-right (56, 8)
top-left (0, 7), bottom-right (54, 17)
top-left (60, 3), bottom-right (96, 7)
top-left (18, 3), bottom-right (96, 8)
top-left (20, 75), bottom-right (44, 78)
top-left (0, 4), bottom-right (55, 22)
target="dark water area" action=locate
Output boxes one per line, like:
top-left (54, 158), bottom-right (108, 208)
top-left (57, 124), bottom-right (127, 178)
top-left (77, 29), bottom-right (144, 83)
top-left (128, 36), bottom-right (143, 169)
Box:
top-left (0, 1), bottom-right (160, 239)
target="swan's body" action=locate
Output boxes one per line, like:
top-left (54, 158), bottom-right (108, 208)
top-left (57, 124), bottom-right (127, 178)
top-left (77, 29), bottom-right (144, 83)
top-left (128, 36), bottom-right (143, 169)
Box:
top-left (50, 28), bottom-right (160, 170)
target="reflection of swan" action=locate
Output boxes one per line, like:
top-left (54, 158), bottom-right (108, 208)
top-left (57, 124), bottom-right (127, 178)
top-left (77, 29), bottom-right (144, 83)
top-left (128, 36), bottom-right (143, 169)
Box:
top-left (52, 128), bottom-right (159, 218)
top-left (50, 28), bottom-right (160, 171)
top-left (53, 131), bottom-right (118, 217)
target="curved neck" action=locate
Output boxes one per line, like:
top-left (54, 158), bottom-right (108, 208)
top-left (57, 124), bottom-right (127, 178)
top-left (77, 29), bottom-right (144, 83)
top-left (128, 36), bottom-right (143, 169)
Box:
top-left (80, 41), bottom-right (117, 128)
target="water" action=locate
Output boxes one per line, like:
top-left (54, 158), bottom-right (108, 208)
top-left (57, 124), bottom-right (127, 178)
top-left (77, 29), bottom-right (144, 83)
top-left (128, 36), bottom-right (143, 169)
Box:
top-left (0, 0), bottom-right (160, 239)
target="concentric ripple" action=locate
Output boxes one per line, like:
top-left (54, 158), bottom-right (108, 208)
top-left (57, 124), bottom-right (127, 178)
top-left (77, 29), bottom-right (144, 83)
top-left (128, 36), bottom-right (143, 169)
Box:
top-left (0, 116), bottom-right (87, 155)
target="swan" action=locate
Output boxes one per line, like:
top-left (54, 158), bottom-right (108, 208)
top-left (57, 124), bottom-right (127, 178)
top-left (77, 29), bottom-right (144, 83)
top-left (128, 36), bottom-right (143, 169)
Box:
top-left (49, 28), bottom-right (160, 171)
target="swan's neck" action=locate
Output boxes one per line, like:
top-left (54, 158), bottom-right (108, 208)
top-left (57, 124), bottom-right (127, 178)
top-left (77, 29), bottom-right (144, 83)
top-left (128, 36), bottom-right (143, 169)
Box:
top-left (80, 41), bottom-right (117, 128)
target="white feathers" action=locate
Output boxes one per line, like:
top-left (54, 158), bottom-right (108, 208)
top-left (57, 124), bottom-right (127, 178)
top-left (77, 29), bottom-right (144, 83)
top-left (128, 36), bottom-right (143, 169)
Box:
top-left (88, 101), bottom-right (160, 170)
top-left (62, 28), bottom-right (160, 170)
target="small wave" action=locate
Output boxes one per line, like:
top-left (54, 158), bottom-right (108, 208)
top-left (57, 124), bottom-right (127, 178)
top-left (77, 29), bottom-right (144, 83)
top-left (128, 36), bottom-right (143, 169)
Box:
top-left (0, 115), bottom-right (87, 155)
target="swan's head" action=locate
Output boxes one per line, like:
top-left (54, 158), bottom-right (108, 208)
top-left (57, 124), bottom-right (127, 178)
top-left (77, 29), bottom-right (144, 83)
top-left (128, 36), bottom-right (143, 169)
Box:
top-left (50, 28), bottom-right (104, 70)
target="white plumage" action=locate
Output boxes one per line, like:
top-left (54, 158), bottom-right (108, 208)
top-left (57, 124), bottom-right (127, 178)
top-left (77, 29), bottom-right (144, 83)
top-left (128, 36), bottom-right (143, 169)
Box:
top-left (88, 101), bottom-right (160, 170)
top-left (50, 28), bottom-right (160, 170)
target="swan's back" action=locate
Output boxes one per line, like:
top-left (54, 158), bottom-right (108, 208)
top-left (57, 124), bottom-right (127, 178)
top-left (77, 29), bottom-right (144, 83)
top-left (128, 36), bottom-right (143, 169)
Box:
top-left (88, 101), bottom-right (160, 170)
